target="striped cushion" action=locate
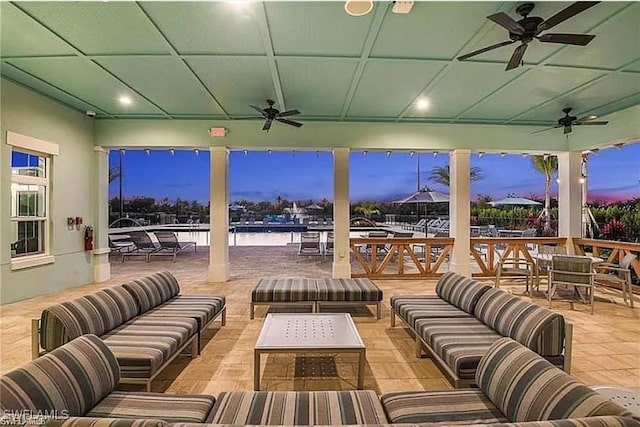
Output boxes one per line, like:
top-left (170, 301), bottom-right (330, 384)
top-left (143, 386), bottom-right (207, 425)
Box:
top-left (101, 317), bottom-right (197, 379)
top-left (209, 391), bottom-right (388, 425)
top-left (391, 296), bottom-right (473, 329)
top-left (0, 335), bottom-right (119, 416)
top-left (102, 286), bottom-right (140, 324)
top-left (45, 418), bottom-right (167, 427)
top-left (144, 295), bottom-right (225, 329)
top-left (40, 291), bottom-right (130, 351)
top-left (435, 272), bottom-right (491, 313)
top-left (476, 338), bottom-right (631, 422)
top-left (416, 317), bottom-right (502, 380)
top-left (474, 289), bottom-right (565, 356)
top-left (315, 278), bottom-right (383, 302)
top-left (122, 271), bottom-right (181, 313)
top-left (381, 390), bottom-right (508, 424)
top-left (252, 279), bottom-right (318, 302)
top-left (86, 391), bottom-right (215, 423)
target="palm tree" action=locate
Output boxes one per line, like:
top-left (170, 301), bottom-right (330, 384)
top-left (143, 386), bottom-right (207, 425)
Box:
top-left (428, 165), bottom-right (483, 187)
top-left (530, 155), bottom-right (558, 232)
top-left (354, 201), bottom-right (380, 219)
top-left (108, 167), bottom-right (120, 183)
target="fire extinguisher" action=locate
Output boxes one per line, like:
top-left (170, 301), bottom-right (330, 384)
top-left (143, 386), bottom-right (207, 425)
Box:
top-left (84, 226), bottom-right (94, 251)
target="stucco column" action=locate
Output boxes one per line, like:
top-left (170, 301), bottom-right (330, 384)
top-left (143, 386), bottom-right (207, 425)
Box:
top-left (333, 147), bottom-right (351, 278)
top-left (449, 149), bottom-right (472, 276)
top-left (558, 151), bottom-right (582, 254)
top-left (208, 147), bottom-right (229, 282)
top-left (93, 146), bottom-right (110, 282)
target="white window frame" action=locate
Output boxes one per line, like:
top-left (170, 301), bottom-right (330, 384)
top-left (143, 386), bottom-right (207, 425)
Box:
top-left (7, 131), bottom-right (58, 270)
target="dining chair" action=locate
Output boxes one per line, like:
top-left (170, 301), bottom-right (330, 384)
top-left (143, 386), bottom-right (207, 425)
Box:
top-left (593, 252), bottom-right (636, 308)
top-left (548, 255), bottom-right (595, 314)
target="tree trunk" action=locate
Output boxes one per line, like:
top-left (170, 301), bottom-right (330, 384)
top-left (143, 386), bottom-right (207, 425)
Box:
top-left (544, 175), bottom-right (551, 232)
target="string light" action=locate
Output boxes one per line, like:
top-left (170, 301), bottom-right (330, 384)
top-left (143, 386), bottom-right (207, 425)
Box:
top-left (144, 149), bottom-right (150, 156)
top-left (478, 152), bottom-right (485, 158)
top-left (500, 152), bottom-right (507, 158)
top-left (243, 149), bottom-right (248, 156)
top-left (614, 143), bottom-right (625, 150)
top-left (543, 153), bottom-right (550, 160)
top-left (363, 150), bottom-right (368, 157)
top-left (119, 149), bottom-right (125, 156)
top-left (316, 150), bottom-right (320, 158)
top-left (433, 151), bottom-right (438, 158)
top-left (169, 148), bottom-right (175, 156)
top-left (292, 150), bottom-right (296, 158)
top-left (267, 149), bottom-right (272, 156)
top-left (521, 153), bottom-right (528, 159)
top-left (410, 151), bottom-right (415, 157)
top-left (194, 149), bottom-right (199, 155)
top-left (579, 176), bottom-right (586, 184)
top-left (386, 151), bottom-right (392, 158)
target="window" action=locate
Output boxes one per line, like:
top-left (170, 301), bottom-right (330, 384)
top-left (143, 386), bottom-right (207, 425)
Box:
top-left (7, 131), bottom-right (58, 269)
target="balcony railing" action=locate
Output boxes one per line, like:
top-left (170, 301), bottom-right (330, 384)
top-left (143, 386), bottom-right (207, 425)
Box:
top-left (573, 238), bottom-right (640, 286)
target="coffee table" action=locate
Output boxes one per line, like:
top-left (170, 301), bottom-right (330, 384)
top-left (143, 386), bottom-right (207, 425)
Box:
top-left (254, 313), bottom-right (366, 390)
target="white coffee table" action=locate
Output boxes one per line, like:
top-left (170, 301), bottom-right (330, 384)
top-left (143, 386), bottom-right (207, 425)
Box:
top-left (254, 313), bottom-right (366, 390)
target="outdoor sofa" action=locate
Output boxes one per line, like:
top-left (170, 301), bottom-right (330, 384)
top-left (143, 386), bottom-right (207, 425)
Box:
top-left (391, 271), bottom-right (571, 388)
top-left (2, 335), bottom-right (635, 427)
top-left (250, 277), bottom-right (383, 319)
top-left (32, 271), bottom-right (226, 391)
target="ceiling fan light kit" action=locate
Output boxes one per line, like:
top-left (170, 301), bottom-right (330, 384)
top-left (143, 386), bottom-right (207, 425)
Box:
top-left (457, 2), bottom-right (600, 71)
top-left (344, 0), bottom-right (374, 17)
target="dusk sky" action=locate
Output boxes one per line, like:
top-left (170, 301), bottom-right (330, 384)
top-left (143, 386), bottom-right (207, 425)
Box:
top-left (109, 142), bottom-right (639, 204)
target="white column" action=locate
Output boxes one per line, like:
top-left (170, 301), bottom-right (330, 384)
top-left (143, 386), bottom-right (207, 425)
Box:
top-left (208, 147), bottom-right (229, 282)
top-left (558, 151), bottom-right (582, 254)
top-left (449, 149), bottom-right (472, 277)
top-left (93, 146), bottom-right (110, 282)
top-left (333, 147), bottom-right (351, 278)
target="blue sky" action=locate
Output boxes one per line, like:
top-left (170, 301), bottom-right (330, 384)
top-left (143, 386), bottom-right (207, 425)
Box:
top-left (109, 143), bottom-right (639, 203)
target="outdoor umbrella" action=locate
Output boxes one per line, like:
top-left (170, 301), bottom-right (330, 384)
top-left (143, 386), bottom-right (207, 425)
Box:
top-left (229, 204), bottom-right (246, 211)
top-left (489, 197), bottom-right (541, 228)
top-left (394, 187), bottom-right (450, 229)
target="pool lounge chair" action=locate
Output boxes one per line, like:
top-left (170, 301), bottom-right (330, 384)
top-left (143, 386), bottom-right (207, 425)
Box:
top-left (151, 231), bottom-right (197, 262)
top-left (298, 231), bottom-right (322, 257)
top-left (324, 231), bottom-right (334, 260)
top-left (121, 231), bottom-right (160, 262)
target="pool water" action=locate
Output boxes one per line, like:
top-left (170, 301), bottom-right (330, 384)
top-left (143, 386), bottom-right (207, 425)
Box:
top-left (175, 231), bottom-right (368, 247)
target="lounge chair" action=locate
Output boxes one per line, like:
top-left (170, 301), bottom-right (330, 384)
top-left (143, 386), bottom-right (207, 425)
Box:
top-left (324, 231), bottom-right (334, 260)
top-left (404, 218), bottom-right (425, 231)
top-left (108, 235), bottom-right (135, 258)
top-left (151, 231), bottom-right (197, 262)
top-left (121, 231), bottom-right (160, 262)
top-left (298, 231), bottom-right (322, 257)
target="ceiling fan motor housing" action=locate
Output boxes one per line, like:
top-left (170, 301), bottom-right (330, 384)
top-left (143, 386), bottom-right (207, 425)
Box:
top-left (511, 16), bottom-right (544, 42)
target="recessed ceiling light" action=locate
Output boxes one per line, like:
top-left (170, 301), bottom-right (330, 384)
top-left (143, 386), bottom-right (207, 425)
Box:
top-left (119, 95), bottom-right (132, 106)
top-left (344, 0), bottom-right (373, 16)
top-left (416, 98), bottom-right (430, 111)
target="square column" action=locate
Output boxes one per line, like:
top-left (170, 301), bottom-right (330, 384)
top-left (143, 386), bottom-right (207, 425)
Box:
top-left (208, 147), bottom-right (230, 282)
top-left (449, 149), bottom-right (471, 277)
top-left (333, 148), bottom-right (351, 278)
top-left (558, 151), bottom-right (582, 254)
top-left (93, 146), bottom-right (110, 282)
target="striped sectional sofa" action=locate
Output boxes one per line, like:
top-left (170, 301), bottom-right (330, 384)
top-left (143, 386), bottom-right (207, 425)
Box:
top-left (391, 272), bottom-right (571, 388)
top-left (251, 278), bottom-right (383, 319)
top-left (32, 271), bottom-right (225, 391)
top-left (5, 337), bottom-right (636, 427)
top-left (0, 335), bottom-right (216, 424)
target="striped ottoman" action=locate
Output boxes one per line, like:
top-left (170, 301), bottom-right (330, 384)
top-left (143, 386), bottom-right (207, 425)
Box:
top-left (250, 278), bottom-right (318, 319)
top-left (316, 278), bottom-right (383, 319)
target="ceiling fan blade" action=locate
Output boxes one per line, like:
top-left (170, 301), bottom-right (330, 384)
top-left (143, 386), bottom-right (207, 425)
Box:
top-left (531, 125), bottom-right (561, 135)
top-left (537, 33), bottom-right (595, 46)
top-left (537, 2), bottom-right (600, 33)
top-left (563, 124), bottom-right (572, 134)
top-left (505, 44), bottom-right (527, 71)
top-left (487, 12), bottom-right (525, 35)
top-left (575, 121), bottom-right (609, 126)
top-left (457, 40), bottom-right (515, 61)
top-left (276, 118), bottom-right (303, 128)
top-left (250, 105), bottom-right (265, 115)
top-left (278, 109), bottom-right (300, 117)
top-left (576, 114), bottom-right (598, 122)
top-left (262, 120), bottom-right (273, 131)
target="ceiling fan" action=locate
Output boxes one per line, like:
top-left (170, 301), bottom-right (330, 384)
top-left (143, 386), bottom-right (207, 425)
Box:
top-left (532, 107), bottom-right (608, 135)
top-left (249, 99), bottom-right (303, 132)
top-left (457, 2), bottom-right (600, 71)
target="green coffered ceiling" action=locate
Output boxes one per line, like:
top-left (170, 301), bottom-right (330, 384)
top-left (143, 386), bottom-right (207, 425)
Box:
top-left (1, 1), bottom-right (639, 125)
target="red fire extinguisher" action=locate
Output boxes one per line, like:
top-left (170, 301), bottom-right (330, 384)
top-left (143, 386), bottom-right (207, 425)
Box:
top-left (84, 226), bottom-right (94, 251)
